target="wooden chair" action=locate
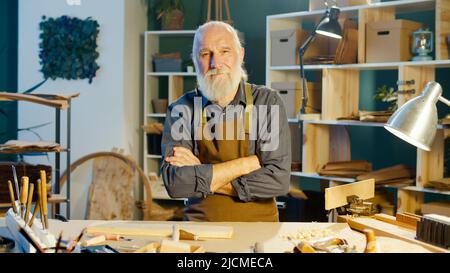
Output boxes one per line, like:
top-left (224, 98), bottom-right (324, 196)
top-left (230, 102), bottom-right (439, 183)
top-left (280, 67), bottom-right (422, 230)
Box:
top-left (60, 149), bottom-right (175, 221)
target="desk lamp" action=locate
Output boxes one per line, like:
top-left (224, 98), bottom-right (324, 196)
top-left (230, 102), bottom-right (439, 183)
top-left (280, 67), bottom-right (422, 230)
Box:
top-left (384, 81), bottom-right (450, 151)
top-left (299, 4), bottom-right (342, 115)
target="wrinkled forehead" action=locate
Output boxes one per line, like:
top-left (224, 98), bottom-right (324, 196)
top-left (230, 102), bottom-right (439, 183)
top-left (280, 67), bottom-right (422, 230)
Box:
top-left (196, 26), bottom-right (238, 50)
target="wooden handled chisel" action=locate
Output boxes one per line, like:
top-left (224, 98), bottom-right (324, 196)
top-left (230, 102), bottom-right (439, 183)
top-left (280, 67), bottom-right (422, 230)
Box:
top-left (29, 201), bottom-right (41, 228)
top-left (25, 183), bottom-right (34, 223)
top-left (11, 166), bottom-right (21, 214)
top-left (40, 170), bottom-right (49, 229)
top-left (37, 179), bottom-right (45, 229)
top-left (20, 177), bottom-right (29, 219)
top-left (7, 180), bottom-right (18, 214)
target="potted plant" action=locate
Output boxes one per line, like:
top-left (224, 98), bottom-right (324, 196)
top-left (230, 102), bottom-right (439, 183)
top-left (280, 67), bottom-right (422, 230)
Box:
top-left (154, 0), bottom-right (185, 30)
top-left (373, 85), bottom-right (398, 111)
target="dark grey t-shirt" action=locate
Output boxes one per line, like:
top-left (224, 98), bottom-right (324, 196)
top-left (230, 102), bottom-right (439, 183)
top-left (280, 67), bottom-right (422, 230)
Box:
top-left (160, 81), bottom-right (291, 202)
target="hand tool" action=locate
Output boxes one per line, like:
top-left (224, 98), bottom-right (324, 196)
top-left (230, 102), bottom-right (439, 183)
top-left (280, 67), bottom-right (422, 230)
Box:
top-left (40, 170), bottom-right (49, 229)
top-left (24, 183), bottom-right (34, 223)
top-left (81, 235), bottom-right (108, 247)
top-left (11, 166), bottom-right (21, 214)
top-left (19, 177), bottom-right (29, 219)
top-left (66, 228), bottom-right (85, 253)
top-left (55, 232), bottom-right (63, 253)
top-left (36, 180), bottom-right (45, 229)
top-left (28, 202), bottom-right (41, 228)
top-left (7, 180), bottom-right (18, 214)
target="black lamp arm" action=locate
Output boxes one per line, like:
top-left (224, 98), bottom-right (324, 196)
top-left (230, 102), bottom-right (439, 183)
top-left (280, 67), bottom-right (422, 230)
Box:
top-left (298, 31), bottom-right (319, 115)
top-left (299, 48), bottom-right (308, 115)
top-left (297, 9), bottom-right (332, 115)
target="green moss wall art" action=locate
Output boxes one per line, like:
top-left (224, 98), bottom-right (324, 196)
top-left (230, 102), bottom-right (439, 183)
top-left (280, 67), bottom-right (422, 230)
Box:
top-left (39, 15), bottom-right (100, 84)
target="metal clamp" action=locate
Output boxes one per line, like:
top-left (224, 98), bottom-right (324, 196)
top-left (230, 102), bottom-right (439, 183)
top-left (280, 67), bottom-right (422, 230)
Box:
top-left (397, 89), bottom-right (416, 95)
top-left (397, 79), bottom-right (415, 86)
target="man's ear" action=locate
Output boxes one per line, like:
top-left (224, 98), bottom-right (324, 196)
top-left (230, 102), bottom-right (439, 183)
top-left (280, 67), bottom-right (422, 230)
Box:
top-left (240, 47), bottom-right (245, 63)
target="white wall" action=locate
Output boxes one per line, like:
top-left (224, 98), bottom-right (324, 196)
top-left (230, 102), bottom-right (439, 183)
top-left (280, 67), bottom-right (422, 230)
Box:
top-left (18, 0), bottom-right (147, 219)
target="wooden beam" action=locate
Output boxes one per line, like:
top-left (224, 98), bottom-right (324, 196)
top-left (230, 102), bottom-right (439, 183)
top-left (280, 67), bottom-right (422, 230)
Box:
top-left (329, 126), bottom-right (351, 163)
top-left (168, 75), bottom-right (184, 104)
top-left (417, 129), bottom-right (445, 187)
top-left (436, 0), bottom-right (450, 60)
top-left (0, 92), bottom-right (76, 109)
top-left (373, 213), bottom-right (416, 231)
top-left (397, 66), bottom-right (435, 107)
top-left (322, 68), bottom-right (359, 120)
top-left (397, 189), bottom-right (424, 215)
top-left (302, 123), bottom-right (329, 173)
top-left (325, 179), bottom-right (375, 211)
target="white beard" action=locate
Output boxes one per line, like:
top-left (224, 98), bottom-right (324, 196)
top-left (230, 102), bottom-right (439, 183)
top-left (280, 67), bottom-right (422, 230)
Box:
top-left (197, 65), bottom-right (243, 103)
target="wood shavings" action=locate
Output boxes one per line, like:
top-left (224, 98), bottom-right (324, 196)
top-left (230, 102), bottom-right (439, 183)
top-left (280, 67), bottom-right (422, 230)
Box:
top-left (281, 228), bottom-right (334, 242)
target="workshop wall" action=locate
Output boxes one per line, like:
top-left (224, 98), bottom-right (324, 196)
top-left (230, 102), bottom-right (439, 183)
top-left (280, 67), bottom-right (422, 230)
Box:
top-left (0, 1), bottom-right (18, 162)
top-left (17, 0), bottom-right (147, 219)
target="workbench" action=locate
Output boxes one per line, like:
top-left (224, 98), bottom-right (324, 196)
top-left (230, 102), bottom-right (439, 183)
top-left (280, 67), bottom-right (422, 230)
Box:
top-left (0, 218), bottom-right (446, 253)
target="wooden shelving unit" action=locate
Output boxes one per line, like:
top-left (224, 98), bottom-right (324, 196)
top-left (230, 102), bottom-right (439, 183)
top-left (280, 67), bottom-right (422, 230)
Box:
top-left (142, 31), bottom-right (197, 200)
top-left (266, 0), bottom-right (450, 215)
top-left (0, 92), bottom-right (78, 218)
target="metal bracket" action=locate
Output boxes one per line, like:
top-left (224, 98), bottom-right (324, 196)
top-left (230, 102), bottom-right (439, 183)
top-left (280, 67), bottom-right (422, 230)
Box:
top-left (345, 195), bottom-right (378, 216)
top-left (397, 89), bottom-right (416, 94)
top-left (397, 79), bottom-right (415, 86)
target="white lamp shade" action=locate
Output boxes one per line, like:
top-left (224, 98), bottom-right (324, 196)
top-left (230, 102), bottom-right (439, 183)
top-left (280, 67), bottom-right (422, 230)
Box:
top-left (384, 81), bottom-right (442, 151)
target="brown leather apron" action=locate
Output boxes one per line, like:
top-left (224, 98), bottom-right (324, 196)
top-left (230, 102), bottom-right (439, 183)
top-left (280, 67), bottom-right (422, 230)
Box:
top-left (184, 83), bottom-right (278, 222)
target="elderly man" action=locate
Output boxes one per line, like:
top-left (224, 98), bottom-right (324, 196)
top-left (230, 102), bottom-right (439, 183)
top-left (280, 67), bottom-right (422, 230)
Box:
top-left (161, 21), bottom-right (291, 222)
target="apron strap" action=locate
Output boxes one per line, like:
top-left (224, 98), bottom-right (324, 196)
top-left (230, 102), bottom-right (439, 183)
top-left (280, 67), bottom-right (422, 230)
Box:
top-left (244, 82), bottom-right (253, 135)
top-left (201, 83), bottom-right (253, 135)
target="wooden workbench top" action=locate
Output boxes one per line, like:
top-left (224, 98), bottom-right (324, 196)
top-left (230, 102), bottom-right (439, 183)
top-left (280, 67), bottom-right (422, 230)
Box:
top-left (0, 218), bottom-right (444, 253)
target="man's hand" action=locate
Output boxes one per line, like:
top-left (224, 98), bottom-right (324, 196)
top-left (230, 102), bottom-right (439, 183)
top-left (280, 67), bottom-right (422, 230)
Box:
top-left (165, 147), bottom-right (201, 167)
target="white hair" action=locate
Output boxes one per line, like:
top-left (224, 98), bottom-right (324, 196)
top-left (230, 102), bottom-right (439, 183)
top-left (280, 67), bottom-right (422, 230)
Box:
top-left (192, 21), bottom-right (247, 81)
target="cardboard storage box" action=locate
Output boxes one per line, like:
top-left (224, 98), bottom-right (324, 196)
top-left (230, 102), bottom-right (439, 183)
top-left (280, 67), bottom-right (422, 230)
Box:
top-left (309, 0), bottom-right (370, 11)
top-left (271, 81), bottom-right (321, 118)
top-left (366, 19), bottom-right (423, 63)
top-left (270, 29), bottom-right (330, 66)
top-left (153, 58), bottom-right (182, 72)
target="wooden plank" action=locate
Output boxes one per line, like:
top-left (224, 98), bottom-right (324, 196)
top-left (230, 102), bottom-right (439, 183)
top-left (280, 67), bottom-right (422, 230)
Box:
top-left (436, 0), bottom-right (450, 60)
top-left (302, 123), bottom-right (329, 173)
top-left (340, 216), bottom-right (448, 253)
top-left (397, 188), bottom-right (424, 214)
top-left (324, 179), bottom-right (375, 210)
top-left (397, 66), bottom-right (435, 107)
top-left (329, 126), bottom-right (351, 163)
top-left (87, 156), bottom-right (135, 220)
top-left (86, 223), bottom-right (234, 239)
top-left (358, 7), bottom-right (395, 63)
top-left (168, 75), bottom-right (184, 104)
top-left (322, 68), bottom-right (359, 120)
top-left (0, 92), bottom-right (69, 109)
top-left (417, 129), bottom-right (444, 188)
top-left (373, 213), bottom-right (416, 231)
top-left (159, 239), bottom-right (191, 253)
top-left (32, 93), bottom-right (80, 100)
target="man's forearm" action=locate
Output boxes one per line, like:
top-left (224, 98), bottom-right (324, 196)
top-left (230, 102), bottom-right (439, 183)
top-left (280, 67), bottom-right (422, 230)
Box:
top-left (210, 155), bottom-right (260, 192)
